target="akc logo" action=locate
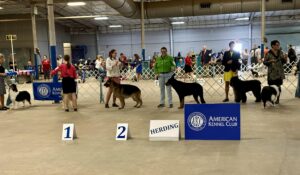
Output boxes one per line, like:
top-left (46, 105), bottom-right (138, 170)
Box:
top-left (188, 112), bottom-right (207, 131)
top-left (37, 84), bottom-right (51, 98)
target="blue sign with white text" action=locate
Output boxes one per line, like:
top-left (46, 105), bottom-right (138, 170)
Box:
top-left (185, 104), bottom-right (240, 140)
top-left (33, 82), bottom-right (62, 101)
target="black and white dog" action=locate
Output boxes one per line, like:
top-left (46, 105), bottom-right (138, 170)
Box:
top-left (9, 84), bottom-right (31, 109)
top-left (261, 85), bottom-right (281, 108)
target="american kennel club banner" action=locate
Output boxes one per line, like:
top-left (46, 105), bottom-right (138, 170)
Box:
top-left (185, 104), bottom-right (240, 140)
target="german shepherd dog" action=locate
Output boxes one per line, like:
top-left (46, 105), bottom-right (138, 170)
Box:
top-left (104, 79), bottom-right (143, 109)
top-left (166, 74), bottom-right (206, 109)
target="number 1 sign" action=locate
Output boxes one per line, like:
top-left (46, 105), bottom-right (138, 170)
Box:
top-left (116, 123), bottom-right (129, 141)
top-left (62, 123), bottom-right (76, 141)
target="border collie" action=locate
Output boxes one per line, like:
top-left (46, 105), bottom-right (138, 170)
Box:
top-left (261, 85), bottom-right (281, 108)
top-left (9, 84), bottom-right (31, 109)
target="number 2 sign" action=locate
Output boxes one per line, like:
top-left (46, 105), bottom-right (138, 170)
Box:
top-left (62, 123), bottom-right (76, 141)
top-left (116, 123), bottom-right (129, 141)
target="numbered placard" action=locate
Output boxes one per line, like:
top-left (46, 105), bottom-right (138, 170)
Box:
top-left (218, 78), bottom-right (224, 85)
top-left (116, 123), bottom-right (129, 141)
top-left (62, 123), bottom-right (76, 141)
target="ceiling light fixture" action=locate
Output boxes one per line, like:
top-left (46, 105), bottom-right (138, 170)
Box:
top-left (235, 17), bottom-right (249, 21)
top-left (67, 2), bottom-right (86, 6)
top-left (171, 21), bottom-right (185, 25)
top-left (109, 25), bottom-right (122, 28)
top-left (0, 7), bottom-right (3, 10)
top-left (94, 16), bottom-right (109, 20)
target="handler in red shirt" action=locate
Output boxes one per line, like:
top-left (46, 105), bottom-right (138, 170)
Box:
top-left (51, 55), bottom-right (78, 112)
top-left (42, 56), bottom-right (51, 80)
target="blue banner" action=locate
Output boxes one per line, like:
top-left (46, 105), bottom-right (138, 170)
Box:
top-left (185, 104), bottom-right (240, 140)
top-left (33, 82), bottom-right (62, 101)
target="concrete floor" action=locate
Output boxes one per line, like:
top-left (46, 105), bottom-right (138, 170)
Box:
top-left (1, 83), bottom-right (300, 175)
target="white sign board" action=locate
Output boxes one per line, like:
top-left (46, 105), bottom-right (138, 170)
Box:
top-left (116, 123), bottom-right (129, 141)
top-left (6, 34), bottom-right (17, 41)
top-left (62, 123), bottom-right (76, 141)
top-left (149, 120), bottom-right (180, 141)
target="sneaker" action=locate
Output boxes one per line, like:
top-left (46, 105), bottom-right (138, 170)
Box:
top-left (157, 104), bottom-right (165, 108)
top-left (74, 108), bottom-right (78, 112)
top-left (65, 109), bottom-right (69, 112)
top-left (112, 103), bottom-right (119, 107)
top-left (223, 98), bottom-right (229, 102)
top-left (169, 104), bottom-right (173, 108)
top-left (105, 104), bottom-right (109, 108)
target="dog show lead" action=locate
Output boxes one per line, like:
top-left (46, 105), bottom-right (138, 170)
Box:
top-left (0, 54), bottom-right (9, 110)
top-left (263, 40), bottom-right (287, 104)
top-left (105, 49), bottom-right (122, 108)
top-left (51, 55), bottom-right (78, 112)
top-left (154, 47), bottom-right (176, 108)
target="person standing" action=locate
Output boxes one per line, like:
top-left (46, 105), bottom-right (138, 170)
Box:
top-left (51, 55), bottom-right (78, 112)
top-left (288, 45), bottom-right (297, 64)
top-left (264, 40), bottom-right (287, 104)
top-left (105, 49), bottom-right (121, 108)
top-left (133, 54), bottom-right (142, 82)
top-left (0, 54), bottom-right (9, 110)
top-left (242, 49), bottom-right (249, 66)
top-left (154, 47), bottom-right (176, 108)
top-left (42, 55), bottom-right (51, 80)
top-left (222, 41), bottom-right (241, 102)
top-left (184, 52), bottom-right (193, 81)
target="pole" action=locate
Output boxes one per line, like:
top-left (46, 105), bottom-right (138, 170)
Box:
top-left (31, 5), bottom-right (39, 80)
top-left (169, 27), bottom-right (174, 57)
top-left (141, 0), bottom-right (145, 61)
top-left (47, 0), bottom-right (58, 83)
top-left (261, 0), bottom-right (265, 59)
top-left (10, 37), bottom-right (15, 71)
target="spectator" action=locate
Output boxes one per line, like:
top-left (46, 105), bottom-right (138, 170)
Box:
top-left (105, 49), bottom-right (121, 108)
top-left (222, 41), bottom-right (241, 102)
top-left (24, 61), bottom-right (34, 83)
top-left (134, 54), bottom-right (142, 82)
top-left (184, 52), bottom-right (194, 81)
top-left (154, 47), bottom-right (175, 108)
top-left (9, 61), bottom-right (17, 71)
top-left (51, 55), bottom-right (78, 112)
top-left (0, 54), bottom-right (9, 110)
top-left (255, 46), bottom-right (262, 63)
top-left (42, 55), bottom-right (51, 80)
top-left (57, 55), bottom-right (63, 67)
top-left (288, 45), bottom-right (297, 64)
top-left (119, 53), bottom-right (128, 72)
top-left (242, 49), bottom-right (249, 65)
top-left (200, 45), bottom-right (211, 66)
top-left (250, 45), bottom-right (257, 65)
top-left (264, 40), bottom-right (287, 104)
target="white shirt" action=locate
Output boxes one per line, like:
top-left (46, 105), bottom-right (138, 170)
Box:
top-left (95, 59), bottom-right (101, 69)
top-left (255, 48), bottom-right (261, 59)
top-left (106, 57), bottom-right (121, 77)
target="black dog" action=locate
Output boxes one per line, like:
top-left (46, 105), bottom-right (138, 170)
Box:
top-left (104, 79), bottom-right (142, 109)
top-left (261, 85), bottom-right (281, 108)
top-left (166, 74), bottom-right (206, 109)
top-left (9, 84), bottom-right (31, 109)
top-left (230, 76), bottom-right (261, 103)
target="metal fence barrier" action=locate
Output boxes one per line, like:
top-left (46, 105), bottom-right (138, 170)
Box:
top-left (6, 62), bottom-right (298, 105)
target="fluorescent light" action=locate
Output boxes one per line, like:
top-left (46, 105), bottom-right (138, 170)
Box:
top-left (235, 17), bottom-right (249, 21)
top-left (0, 7), bottom-right (3, 10)
top-left (109, 25), bottom-right (122, 28)
top-left (67, 2), bottom-right (86, 6)
top-left (171, 21), bottom-right (185, 25)
top-left (94, 16), bottom-right (109, 20)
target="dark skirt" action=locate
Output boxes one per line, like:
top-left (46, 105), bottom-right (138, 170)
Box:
top-left (268, 79), bottom-right (283, 86)
top-left (184, 65), bottom-right (193, 73)
top-left (62, 77), bottom-right (76, 94)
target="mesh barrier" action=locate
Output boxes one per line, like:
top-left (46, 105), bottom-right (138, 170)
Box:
top-left (6, 62), bottom-right (298, 105)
